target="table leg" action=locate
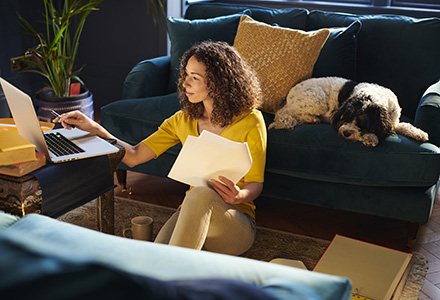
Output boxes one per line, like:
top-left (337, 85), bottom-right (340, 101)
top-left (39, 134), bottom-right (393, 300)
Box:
top-left (96, 140), bottom-right (125, 235)
top-left (97, 188), bottom-right (115, 234)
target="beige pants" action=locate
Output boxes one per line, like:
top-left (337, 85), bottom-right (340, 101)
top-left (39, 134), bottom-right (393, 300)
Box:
top-left (154, 186), bottom-right (256, 255)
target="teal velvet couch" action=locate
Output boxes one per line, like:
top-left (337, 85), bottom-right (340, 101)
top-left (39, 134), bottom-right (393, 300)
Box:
top-left (0, 212), bottom-right (351, 299)
top-left (100, 2), bottom-right (440, 242)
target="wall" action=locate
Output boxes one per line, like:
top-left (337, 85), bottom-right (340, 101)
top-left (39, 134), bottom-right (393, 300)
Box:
top-left (0, 0), bottom-right (169, 118)
top-left (77, 0), bottom-right (168, 109)
top-left (0, 0), bottom-right (47, 117)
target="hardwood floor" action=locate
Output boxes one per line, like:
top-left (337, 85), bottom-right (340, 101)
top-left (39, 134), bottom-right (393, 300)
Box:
top-left (114, 171), bottom-right (440, 299)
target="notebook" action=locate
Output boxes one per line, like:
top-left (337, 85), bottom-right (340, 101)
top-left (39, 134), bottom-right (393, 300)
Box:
top-left (0, 77), bottom-right (119, 163)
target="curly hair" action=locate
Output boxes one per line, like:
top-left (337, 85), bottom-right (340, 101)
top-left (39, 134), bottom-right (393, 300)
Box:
top-left (178, 40), bottom-right (262, 127)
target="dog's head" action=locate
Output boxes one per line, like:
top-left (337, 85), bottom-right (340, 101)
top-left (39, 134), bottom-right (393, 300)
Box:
top-left (331, 96), bottom-right (394, 147)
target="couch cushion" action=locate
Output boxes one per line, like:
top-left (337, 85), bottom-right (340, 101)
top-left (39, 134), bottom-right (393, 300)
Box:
top-left (0, 213), bottom-right (19, 230)
top-left (166, 13), bottom-right (247, 93)
top-left (307, 11), bottom-right (440, 119)
top-left (0, 234), bottom-right (288, 300)
top-left (263, 114), bottom-right (440, 187)
top-left (312, 21), bottom-right (361, 80)
top-left (233, 15), bottom-right (330, 114)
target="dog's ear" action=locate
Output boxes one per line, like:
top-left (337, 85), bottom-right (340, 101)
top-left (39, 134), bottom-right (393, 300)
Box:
top-left (331, 106), bottom-right (344, 130)
top-left (365, 104), bottom-right (395, 139)
top-left (331, 97), bottom-right (360, 126)
top-left (338, 80), bottom-right (358, 106)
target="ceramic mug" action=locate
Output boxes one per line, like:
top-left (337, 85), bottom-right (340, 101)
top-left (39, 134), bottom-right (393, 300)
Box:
top-left (123, 216), bottom-right (153, 241)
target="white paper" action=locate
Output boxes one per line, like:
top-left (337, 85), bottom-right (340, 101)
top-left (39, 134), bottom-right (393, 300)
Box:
top-left (168, 130), bottom-right (252, 187)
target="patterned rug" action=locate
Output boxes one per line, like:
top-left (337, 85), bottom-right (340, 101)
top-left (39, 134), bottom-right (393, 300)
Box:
top-left (58, 196), bottom-right (428, 300)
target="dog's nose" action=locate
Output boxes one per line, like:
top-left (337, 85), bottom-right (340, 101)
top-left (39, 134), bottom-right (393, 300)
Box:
top-left (343, 130), bottom-right (352, 137)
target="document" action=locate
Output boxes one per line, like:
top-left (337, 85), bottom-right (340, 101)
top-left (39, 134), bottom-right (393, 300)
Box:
top-left (168, 130), bottom-right (252, 187)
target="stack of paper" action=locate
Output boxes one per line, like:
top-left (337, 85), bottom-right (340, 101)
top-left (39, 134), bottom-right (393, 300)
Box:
top-left (168, 130), bottom-right (252, 187)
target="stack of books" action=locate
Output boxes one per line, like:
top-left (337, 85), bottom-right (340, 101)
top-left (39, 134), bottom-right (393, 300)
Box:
top-left (0, 131), bottom-right (46, 177)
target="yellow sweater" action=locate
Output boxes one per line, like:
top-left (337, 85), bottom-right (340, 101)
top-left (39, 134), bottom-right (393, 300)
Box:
top-left (142, 109), bottom-right (267, 219)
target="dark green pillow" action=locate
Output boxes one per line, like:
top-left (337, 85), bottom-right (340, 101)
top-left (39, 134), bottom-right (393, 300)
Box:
top-left (166, 13), bottom-right (248, 93)
top-left (312, 21), bottom-right (361, 80)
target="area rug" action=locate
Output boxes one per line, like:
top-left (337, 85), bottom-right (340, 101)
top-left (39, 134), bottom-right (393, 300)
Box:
top-left (58, 196), bottom-right (428, 300)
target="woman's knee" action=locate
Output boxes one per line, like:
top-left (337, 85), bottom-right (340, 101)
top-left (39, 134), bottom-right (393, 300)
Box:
top-left (183, 186), bottom-right (221, 207)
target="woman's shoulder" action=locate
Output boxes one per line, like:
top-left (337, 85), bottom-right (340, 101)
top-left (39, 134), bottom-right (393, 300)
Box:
top-left (237, 109), bottom-right (265, 124)
top-left (166, 110), bottom-right (191, 122)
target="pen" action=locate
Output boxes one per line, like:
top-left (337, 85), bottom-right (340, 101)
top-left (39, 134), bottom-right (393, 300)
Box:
top-left (49, 110), bottom-right (75, 128)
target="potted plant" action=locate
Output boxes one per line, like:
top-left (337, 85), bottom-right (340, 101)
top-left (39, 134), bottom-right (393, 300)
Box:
top-left (14, 0), bottom-right (104, 122)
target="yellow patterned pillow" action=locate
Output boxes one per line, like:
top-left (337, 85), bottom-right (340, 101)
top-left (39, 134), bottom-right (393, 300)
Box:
top-left (233, 15), bottom-right (330, 114)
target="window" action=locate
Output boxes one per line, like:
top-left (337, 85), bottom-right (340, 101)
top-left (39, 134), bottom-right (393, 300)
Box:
top-left (281, 0), bottom-right (440, 9)
top-left (216, 0), bottom-right (440, 16)
top-left (393, 0), bottom-right (440, 9)
top-left (315, 0), bottom-right (370, 3)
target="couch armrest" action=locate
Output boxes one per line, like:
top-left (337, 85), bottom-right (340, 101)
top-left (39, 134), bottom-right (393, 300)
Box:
top-left (122, 56), bottom-right (171, 99)
top-left (414, 80), bottom-right (440, 147)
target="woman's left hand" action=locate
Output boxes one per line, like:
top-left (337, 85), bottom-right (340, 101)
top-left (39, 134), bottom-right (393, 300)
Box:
top-left (209, 176), bottom-right (242, 204)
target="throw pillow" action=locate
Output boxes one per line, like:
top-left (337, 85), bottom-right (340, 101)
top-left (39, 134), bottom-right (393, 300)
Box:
top-left (233, 15), bottom-right (330, 114)
top-left (166, 13), bottom-right (248, 93)
top-left (312, 21), bottom-right (361, 80)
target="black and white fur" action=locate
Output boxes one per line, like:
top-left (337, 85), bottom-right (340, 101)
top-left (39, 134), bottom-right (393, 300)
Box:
top-left (269, 77), bottom-right (429, 147)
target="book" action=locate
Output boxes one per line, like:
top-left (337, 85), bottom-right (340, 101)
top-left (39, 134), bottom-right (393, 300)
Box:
top-left (0, 131), bottom-right (36, 165)
top-left (0, 152), bottom-right (46, 177)
top-left (0, 118), bottom-right (54, 132)
top-left (313, 234), bottom-right (412, 300)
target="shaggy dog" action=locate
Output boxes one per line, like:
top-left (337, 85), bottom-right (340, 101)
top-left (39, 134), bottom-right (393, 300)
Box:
top-left (269, 77), bottom-right (429, 147)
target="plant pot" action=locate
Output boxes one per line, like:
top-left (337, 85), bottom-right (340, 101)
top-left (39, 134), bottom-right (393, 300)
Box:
top-left (34, 86), bottom-right (94, 125)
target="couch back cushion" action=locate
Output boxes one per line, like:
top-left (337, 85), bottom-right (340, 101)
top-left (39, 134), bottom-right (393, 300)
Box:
top-left (312, 21), bottom-right (360, 80)
top-left (166, 13), bottom-right (246, 93)
top-left (308, 10), bottom-right (440, 118)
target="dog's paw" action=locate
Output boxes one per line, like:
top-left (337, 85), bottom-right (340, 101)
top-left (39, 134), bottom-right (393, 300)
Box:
top-left (269, 114), bottom-right (299, 130)
top-left (395, 122), bottom-right (429, 142)
top-left (414, 129), bottom-right (429, 142)
top-left (360, 133), bottom-right (379, 147)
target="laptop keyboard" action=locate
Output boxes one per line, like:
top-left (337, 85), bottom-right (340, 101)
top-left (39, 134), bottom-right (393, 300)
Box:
top-left (44, 132), bottom-right (85, 157)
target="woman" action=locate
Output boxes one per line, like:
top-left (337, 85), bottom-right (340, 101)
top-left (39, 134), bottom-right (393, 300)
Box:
top-left (54, 41), bottom-right (267, 255)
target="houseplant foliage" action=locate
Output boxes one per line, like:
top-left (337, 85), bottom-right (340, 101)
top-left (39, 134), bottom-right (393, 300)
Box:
top-left (16, 0), bottom-right (104, 98)
top-left (147, 0), bottom-right (166, 25)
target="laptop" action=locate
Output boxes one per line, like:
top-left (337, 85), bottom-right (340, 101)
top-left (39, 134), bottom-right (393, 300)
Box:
top-left (0, 77), bottom-right (119, 163)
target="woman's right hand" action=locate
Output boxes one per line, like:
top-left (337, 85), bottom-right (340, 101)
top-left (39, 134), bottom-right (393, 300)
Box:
top-left (53, 110), bottom-right (106, 137)
top-left (53, 110), bottom-right (157, 167)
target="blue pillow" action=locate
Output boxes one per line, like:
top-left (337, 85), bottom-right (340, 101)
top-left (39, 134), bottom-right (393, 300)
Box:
top-left (312, 21), bottom-right (361, 80)
top-left (166, 12), bottom-right (248, 93)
